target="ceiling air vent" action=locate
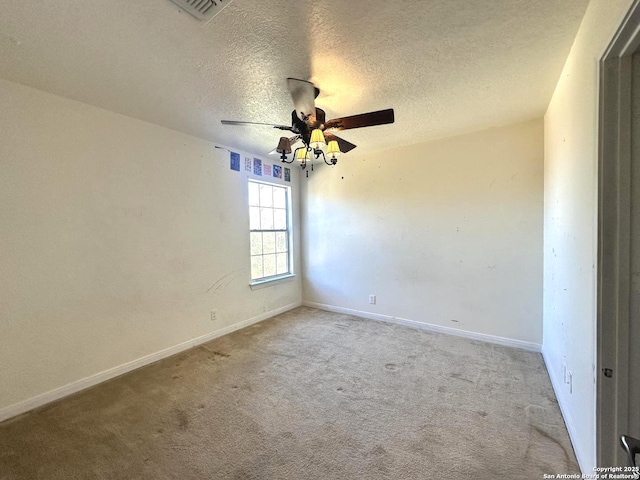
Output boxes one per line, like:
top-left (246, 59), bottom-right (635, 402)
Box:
top-left (169, 0), bottom-right (234, 22)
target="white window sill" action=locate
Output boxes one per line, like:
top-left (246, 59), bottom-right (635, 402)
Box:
top-left (250, 273), bottom-right (296, 290)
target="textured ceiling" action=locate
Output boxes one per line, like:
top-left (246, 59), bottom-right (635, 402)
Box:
top-left (0, 0), bottom-right (588, 156)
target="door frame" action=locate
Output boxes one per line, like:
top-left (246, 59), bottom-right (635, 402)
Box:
top-left (597, 0), bottom-right (640, 466)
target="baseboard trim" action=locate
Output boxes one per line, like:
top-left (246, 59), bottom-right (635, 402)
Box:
top-left (302, 301), bottom-right (542, 353)
top-left (0, 302), bottom-right (301, 423)
top-left (541, 346), bottom-right (589, 474)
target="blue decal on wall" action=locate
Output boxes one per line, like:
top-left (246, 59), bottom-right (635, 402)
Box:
top-left (253, 158), bottom-right (262, 176)
top-left (230, 152), bottom-right (240, 171)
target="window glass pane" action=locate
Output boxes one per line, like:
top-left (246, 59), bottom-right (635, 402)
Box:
top-left (263, 232), bottom-right (276, 254)
top-left (276, 253), bottom-right (288, 275)
top-left (249, 180), bottom-right (292, 282)
top-left (274, 208), bottom-right (287, 230)
top-left (275, 232), bottom-right (287, 253)
top-left (263, 254), bottom-right (276, 277)
top-left (250, 232), bottom-right (263, 255)
top-left (273, 187), bottom-right (286, 208)
top-left (260, 207), bottom-right (274, 229)
top-left (259, 184), bottom-right (273, 207)
top-left (249, 207), bottom-right (261, 230)
top-left (248, 182), bottom-right (260, 206)
top-left (251, 256), bottom-right (263, 280)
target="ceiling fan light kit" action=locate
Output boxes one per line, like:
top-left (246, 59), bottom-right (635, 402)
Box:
top-left (221, 78), bottom-right (395, 176)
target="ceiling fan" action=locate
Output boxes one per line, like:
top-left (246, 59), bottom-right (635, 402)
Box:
top-left (221, 78), bottom-right (395, 172)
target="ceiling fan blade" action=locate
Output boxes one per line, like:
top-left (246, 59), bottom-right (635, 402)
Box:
top-left (324, 132), bottom-right (357, 154)
top-left (324, 108), bottom-right (395, 131)
top-left (221, 120), bottom-right (293, 131)
top-left (289, 134), bottom-right (303, 146)
top-left (268, 135), bottom-right (302, 155)
top-left (287, 78), bottom-right (317, 123)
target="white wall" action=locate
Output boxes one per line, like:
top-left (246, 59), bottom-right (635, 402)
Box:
top-left (0, 78), bottom-right (301, 418)
top-left (302, 119), bottom-right (543, 347)
top-left (543, 0), bottom-right (634, 472)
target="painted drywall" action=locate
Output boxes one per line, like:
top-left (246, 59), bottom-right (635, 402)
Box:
top-left (0, 78), bottom-right (301, 416)
top-left (543, 0), bottom-right (634, 472)
top-left (302, 119), bottom-right (543, 345)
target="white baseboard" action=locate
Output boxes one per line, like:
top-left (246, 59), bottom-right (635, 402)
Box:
top-left (541, 346), bottom-right (589, 475)
top-left (0, 302), bottom-right (301, 423)
top-left (302, 301), bottom-right (542, 353)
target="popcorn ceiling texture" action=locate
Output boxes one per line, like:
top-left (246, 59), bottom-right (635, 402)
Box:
top-left (0, 307), bottom-right (578, 479)
top-left (0, 0), bottom-right (588, 156)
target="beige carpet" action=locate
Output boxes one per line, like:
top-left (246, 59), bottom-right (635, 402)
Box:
top-left (0, 307), bottom-right (578, 479)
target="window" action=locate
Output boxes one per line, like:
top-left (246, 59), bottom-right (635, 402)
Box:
top-left (248, 180), bottom-right (292, 282)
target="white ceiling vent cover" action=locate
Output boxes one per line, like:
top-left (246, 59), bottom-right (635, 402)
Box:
top-left (169, 0), bottom-right (235, 22)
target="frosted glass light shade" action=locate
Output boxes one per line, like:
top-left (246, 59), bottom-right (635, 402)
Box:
top-left (295, 148), bottom-right (310, 161)
top-left (309, 129), bottom-right (326, 149)
top-left (326, 140), bottom-right (341, 157)
top-left (276, 137), bottom-right (292, 154)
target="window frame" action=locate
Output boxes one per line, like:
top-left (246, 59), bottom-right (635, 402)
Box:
top-left (248, 179), bottom-right (294, 286)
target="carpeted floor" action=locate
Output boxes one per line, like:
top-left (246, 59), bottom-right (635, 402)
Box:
top-left (0, 307), bottom-right (579, 479)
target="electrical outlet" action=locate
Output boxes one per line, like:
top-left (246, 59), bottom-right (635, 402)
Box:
top-left (211, 310), bottom-right (217, 322)
top-left (369, 294), bottom-right (376, 305)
